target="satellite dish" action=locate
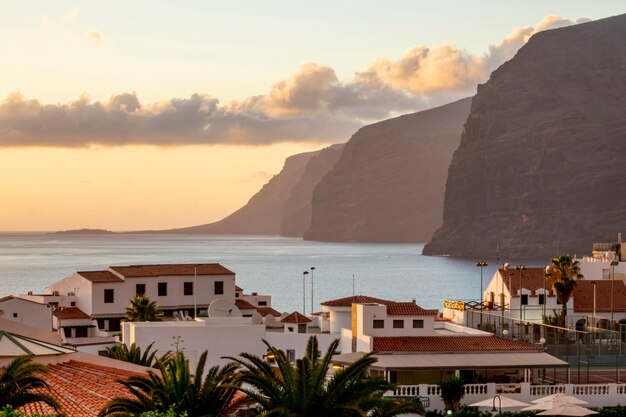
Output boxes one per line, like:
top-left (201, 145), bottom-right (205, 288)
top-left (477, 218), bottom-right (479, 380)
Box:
top-left (208, 299), bottom-right (242, 318)
top-left (251, 311), bottom-right (263, 325)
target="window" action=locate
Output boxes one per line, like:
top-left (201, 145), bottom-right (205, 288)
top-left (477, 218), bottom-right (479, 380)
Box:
top-left (63, 328), bottom-right (72, 337)
top-left (70, 301), bottom-right (76, 306)
top-left (75, 327), bottom-right (88, 338)
top-left (184, 282), bottom-right (193, 296)
top-left (287, 349), bottom-right (296, 362)
top-left (214, 281), bottom-right (224, 295)
top-left (104, 289), bottom-right (114, 303)
top-left (108, 318), bottom-right (121, 332)
top-left (373, 319), bottom-right (384, 329)
top-left (136, 284), bottom-right (146, 296)
top-left (521, 294), bottom-right (528, 305)
top-left (538, 294), bottom-right (545, 305)
top-left (393, 320), bottom-right (404, 329)
top-left (413, 319), bottom-right (424, 328)
top-left (12, 313), bottom-right (17, 318)
top-left (158, 282), bottom-right (167, 296)
top-left (258, 301), bottom-right (268, 306)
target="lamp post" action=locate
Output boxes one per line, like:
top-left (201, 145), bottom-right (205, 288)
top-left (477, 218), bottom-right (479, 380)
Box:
top-left (491, 395), bottom-right (502, 415)
top-left (611, 260), bottom-right (619, 324)
top-left (194, 265), bottom-right (198, 318)
top-left (516, 265), bottom-right (526, 334)
top-left (310, 267), bottom-right (316, 313)
top-left (476, 261), bottom-right (487, 327)
top-left (591, 281), bottom-right (596, 332)
top-left (302, 271), bottom-right (309, 315)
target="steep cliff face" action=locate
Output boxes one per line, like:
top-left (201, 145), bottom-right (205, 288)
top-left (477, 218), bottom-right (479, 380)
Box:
top-left (167, 151), bottom-right (318, 235)
top-left (304, 97), bottom-right (472, 243)
top-left (280, 143), bottom-right (344, 237)
top-left (423, 15), bottom-right (626, 258)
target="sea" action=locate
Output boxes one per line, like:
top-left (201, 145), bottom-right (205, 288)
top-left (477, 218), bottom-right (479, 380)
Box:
top-left (0, 233), bottom-right (539, 313)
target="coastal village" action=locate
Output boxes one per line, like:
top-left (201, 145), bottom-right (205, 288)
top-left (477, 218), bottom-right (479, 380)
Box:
top-left (3, 5), bottom-right (626, 417)
top-left (1, 237), bottom-right (626, 416)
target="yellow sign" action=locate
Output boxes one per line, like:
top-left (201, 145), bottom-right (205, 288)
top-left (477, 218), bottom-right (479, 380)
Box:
top-left (443, 299), bottom-right (466, 311)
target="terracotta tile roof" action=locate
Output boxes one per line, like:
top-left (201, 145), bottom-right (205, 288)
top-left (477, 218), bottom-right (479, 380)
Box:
top-left (19, 360), bottom-right (141, 417)
top-left (280, 311), bottom-right (312, 324)
top-left (109, 263), bottom-right (235, 277)
top-left (235, 285), bottom-right (243, 291)
top-left (500, 268), bottom-right (550, 295)
top-left (573, 280), bottom-right (626, 312)
top-left (386, 302), bottom-right (438, 316)
top-left (0, 295), bottom-right (44, 305)
top-left (52, 307), bottom-right (91, 320)
top-left (234, 299), bottom-right (257, 310)
top-left (320, 295), bottom-right (392, 307)
top-left (78, 270), bottom-right (124, 283)
top-left (256, 307), bottom-right (281, 317)
top-left (373, 336), bottom-right (542, 353)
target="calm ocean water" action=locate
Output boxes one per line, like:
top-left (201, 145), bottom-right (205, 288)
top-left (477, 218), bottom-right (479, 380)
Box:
top-left (0, 234), bottom-right (537, 312)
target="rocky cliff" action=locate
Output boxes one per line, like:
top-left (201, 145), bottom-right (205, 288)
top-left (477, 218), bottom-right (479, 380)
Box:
top-left (280, 144), bottom-right (344, 237)
top-left (423, 15), bottom-right (626, 259)
top-left (304, 97), bottom-right (472, 243)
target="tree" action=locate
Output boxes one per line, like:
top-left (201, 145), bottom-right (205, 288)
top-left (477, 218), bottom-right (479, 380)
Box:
top-left (226, 336), bottom-right (419, 417)
top-left (439, 375), bottom-right (465, 413)
top-left (0, 356), bottom-right (60, 412)
top-left (99, 350), bottom-right (242, 417)
top-left (546, 254), bottom-right (584, 327)
top-left (104, 342), bottom-right (170, 368)
top-left (125, 295), bottom-right (164, 322)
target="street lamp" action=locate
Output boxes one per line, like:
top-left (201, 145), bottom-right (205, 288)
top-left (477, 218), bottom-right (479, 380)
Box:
top-left (611, 259), bottom-right (619, 324)
top-left (491, 395), bottom-right (502, 415)
top-left (310, 267), bottom-right (316, 313)
top-left (302, 271), bottom-right (309, 315)
top-left (516, 265), bottom-right (526, 330)
top-left (476, 261), bottom-right (488, 327)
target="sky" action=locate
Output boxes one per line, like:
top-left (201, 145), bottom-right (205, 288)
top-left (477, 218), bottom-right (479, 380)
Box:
top-left (1, 1), bottom-right (624, 231)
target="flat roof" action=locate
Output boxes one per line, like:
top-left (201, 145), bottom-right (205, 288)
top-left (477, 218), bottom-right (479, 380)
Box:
top-left (334, 351), bottom-right (569, 370)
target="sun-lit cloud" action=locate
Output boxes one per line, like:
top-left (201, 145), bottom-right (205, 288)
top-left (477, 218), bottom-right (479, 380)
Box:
top-left (86, 29), bottom-right (102, 46)
top-left (62, 6), bottom-right (79, 25)
top-left (0, 15), bottom-right (588, 148)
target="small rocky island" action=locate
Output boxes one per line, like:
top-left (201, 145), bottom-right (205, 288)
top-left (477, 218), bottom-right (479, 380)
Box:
top-left (52, 228), bottom-right (115, 235)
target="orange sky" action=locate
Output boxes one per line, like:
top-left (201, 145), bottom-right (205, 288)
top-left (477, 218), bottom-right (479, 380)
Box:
top-left (0, 143), bottom-right (321, 231)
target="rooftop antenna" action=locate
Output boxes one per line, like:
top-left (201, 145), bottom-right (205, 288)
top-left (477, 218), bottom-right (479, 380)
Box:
top-left (496, 243), bottom-right (500, 267)
top-left (352, 274), bottom-right (355, 297)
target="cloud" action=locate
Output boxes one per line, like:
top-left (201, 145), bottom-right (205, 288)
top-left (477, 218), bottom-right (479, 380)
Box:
top-left (0, 15), bottom-right (588, 148)
top-left (86, 30), bottom-right (102, 46)
top-left (62, 6), bottom-right (79, 25)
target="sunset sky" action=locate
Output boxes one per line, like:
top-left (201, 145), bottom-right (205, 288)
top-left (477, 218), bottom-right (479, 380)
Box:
top-left (1, 1), bottom-right (623, 231)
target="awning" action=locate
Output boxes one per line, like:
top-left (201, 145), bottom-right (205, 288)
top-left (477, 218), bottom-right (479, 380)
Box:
top-left (333, 352), bottom-right (569, 370)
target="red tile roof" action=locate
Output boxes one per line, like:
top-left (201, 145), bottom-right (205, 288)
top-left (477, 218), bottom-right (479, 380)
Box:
top-left (386, 302), bottom-right (438, 316)
top-left (280, 311), bottom-right (312, 324)
top-left (19, 360), bottom-right (140, 417)
top-left (573, 280), bottom-right (626, 312)
top-left (500, 268), bottom-right (550, 295)
top-left (109, 263), bottom-right (235, 277)
top-left (0, 295), bottom-right (45, 305)
top-left (235, 285), bottom-right (243, 291)
top-left (321, 295), bottom-right (392, 307)
top-left (256, 307), bottom-right (281, 317)
top-left (52, 307), bottom-right (91, 320)
top-left (373, 336), bottom-right (542, 353)
top-left (78, 270), bottom-right (124, 283)
top-left (234, 299), bottom-right (257, 310)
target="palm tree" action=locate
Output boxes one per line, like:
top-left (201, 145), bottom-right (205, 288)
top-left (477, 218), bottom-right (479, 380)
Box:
top-left (125, 295), bottom-right (164, 322)
top-left (104, 342), bottom-right (170, 368)
top-left (0, 356), bottom-right (60, 412)
top-left (226, 336), bottom-right (418, 417)
top-left (546, 254), bottom-right (584, 327)
top-left (438, 375), bottom-right (465, 412)
top-left (99, 350), bottom-right (242, 417)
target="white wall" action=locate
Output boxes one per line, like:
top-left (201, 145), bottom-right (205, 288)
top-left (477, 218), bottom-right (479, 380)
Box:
top-left (265, 332), bottom-right (338, 359)
top-left (0, 297), bottom-right (52, 330)
top-left (45, 273), bottom-right (93, 314)
top-left (356, 304), bottom-right (436, 337)
top-left (124, 318), bottom-right (266, 371)
top-left (323, 306), bottom-right (352, 334)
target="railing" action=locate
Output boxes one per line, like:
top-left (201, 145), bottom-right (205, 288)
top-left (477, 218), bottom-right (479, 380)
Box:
top-left (464, 384), bottom-right (489, 395)
top-left (529, 384), bottom-right (565, 396)
top-left (496, 383), bottom-right (521, 394)
top-left (572, 384), bottom-right (610, 396)
top-left (392, 385), bottom-right (420, 397)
